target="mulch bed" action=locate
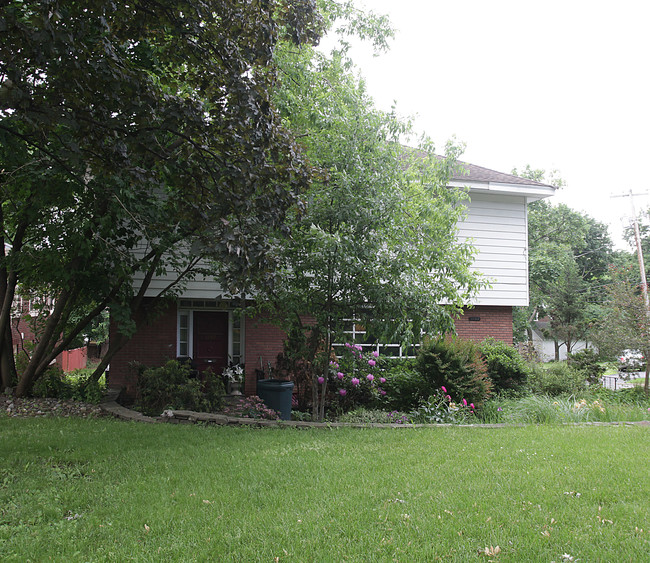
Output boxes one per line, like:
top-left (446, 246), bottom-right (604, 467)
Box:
top-left (1, 396), bottom-right (107, 418)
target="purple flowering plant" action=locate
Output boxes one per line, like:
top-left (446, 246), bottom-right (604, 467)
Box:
top-left (329, 343), bottom-right (389, 410)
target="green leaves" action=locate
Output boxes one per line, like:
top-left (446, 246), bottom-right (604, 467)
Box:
top-left (266, 22), bottom-right (484, 350)
top-left (1, 0), bottom-right (324, 394)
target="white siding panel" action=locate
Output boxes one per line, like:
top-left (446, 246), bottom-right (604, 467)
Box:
top-left (133, 263), bottom-right (226, 299)
top-left (461, 193), bottom-right (529, 306)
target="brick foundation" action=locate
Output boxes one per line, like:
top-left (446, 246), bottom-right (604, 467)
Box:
top-left (454, 306), bottom-right (513, 345)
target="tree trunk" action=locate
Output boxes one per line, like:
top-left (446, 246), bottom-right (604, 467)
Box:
top-left (0, 323), bottom-right (16, 390)
top-left (15, 289), bottom-right (72, 397)
top-left (554, 340), bottom-right (560, 362)
top-left (84, 333), bottom-right (128, 387)
top-left (318, 329), bottom-right (331, 421)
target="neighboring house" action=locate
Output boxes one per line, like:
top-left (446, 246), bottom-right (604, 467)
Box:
top-left (108, 160), bottom-right (556, 399)
top-left (10, 295), bottom-right (88, 373)
top-left (531, 319), bottom-right (591, 362)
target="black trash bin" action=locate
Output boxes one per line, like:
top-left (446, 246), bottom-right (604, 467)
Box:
top-left (257, 379), bottom-right (294, 421)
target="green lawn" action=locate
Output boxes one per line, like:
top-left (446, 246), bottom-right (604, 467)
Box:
top-left (2, 417), bottom-right (649, 562)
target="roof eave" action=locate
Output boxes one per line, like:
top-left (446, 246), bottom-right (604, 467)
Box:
top-left (448, 180), bottom-right (556, 201)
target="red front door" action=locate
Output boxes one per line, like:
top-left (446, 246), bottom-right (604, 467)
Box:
top-left (192, 311), bottom-right (229, 376)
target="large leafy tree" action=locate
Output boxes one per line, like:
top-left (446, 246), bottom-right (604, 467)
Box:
top-left (0, 0), bottom-right (323, 396)
top-left (512, 169), bottom-right (615, 357)
top-left (593, 266), bottom-right (650, 394)
top-left (262, 17), bottom-right (485, 419)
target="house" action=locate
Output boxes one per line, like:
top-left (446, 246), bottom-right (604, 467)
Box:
top-left (10, 295), bottom-right (88, 373)
top-left (531, 319), bottom-right (591, 362)
top-left (107, 160), bottom-right (555, 399)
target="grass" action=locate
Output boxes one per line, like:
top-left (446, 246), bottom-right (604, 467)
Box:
top-left (1, 417), bottom-right (650, 561)
top-left (480, 393), bottom-right (650, 425)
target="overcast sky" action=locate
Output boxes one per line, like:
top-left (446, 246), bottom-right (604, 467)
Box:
top-left (325, 0), bottom-right (650, 249)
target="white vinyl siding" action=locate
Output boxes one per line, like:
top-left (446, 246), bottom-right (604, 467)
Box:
top-left (458, 193), bottom-right (529, 306)
top-left (135, 192), bottom-right (531, 306)
top-left (138, 270), bottom-right (225, 299)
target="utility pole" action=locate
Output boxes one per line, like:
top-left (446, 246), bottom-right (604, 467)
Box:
top-left (612, 190), bottom-right (650, 312)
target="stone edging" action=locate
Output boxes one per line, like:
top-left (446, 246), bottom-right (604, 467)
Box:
top-left (98, 397), bottom-right (650, 429)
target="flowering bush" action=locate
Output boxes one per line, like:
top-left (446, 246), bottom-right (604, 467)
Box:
top-left (409, 388), bottom-right (476, 424)
top-left (222, 396), bottom-right (279, 420)
top-left (329, 344), bottom-right (388, 412)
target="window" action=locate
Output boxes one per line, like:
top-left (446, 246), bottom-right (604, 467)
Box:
top-left (333, 320), bottom-right (420, 359)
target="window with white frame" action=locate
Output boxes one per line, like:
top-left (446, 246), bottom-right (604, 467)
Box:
top-left (333, 320), bottom-right (420, 359)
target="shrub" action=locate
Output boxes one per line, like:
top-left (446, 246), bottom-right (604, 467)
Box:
top-left (416, 336), bottom-right (492, 409)
top-left (568, 349), bottom-right (605, 385)
top-left (137, 360), bottom-right (224, 416)
top-left (528, 362), bottom-right (587, 396)
top-left (480, 338), bottom-right (530, 393)
top-left (379, 358), bottom-right (427, 411)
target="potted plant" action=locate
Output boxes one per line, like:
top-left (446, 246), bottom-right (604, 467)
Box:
top-left (222, 363), bottom-right (244, 396)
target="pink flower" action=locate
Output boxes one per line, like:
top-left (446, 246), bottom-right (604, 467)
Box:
top-left (339, 389), bottom-right (347, 396)
top-left (368, 359), bottom-right (376, 367)
top-left (337, 372), bottom-right (345, 380)
top-left (380, 389), bottom-right (387, 396)
top-left (462, 398), bottom-right (467, 406)
top-left (372, 350), bottom-right (379, 358)
top-left (317, 376), bottom-right (325, 385)
top-left (470, 403), bottom-right (475, 410)
top-left (446, 395), bottom-right (451, 402)
top-left (355, 344), bottom-right (363, 351)
top-left (441, 386), bottom-right (447, 393)
top-left (366, 374), bottom-right (374, 382)
top-left (380, 377), bottom-right (386, 384)
top-left (351, 378), bottom-right (360, 386)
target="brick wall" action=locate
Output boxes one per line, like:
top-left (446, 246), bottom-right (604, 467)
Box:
top-left (108, 300), bottom-right (178, 400)
top-left (10, 316), bottom-right (38, 354)
top-left (107, 303), bottom-right (514, 400)
top-left (454, 305), bottom-right (513, 345)
top-left (243, 313), bottom-right (288, 395)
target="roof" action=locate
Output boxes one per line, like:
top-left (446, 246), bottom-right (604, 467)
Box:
top-left (450, 160), bottom-right (556, 189)
top-left (402, 146), bottom-right (557, 189)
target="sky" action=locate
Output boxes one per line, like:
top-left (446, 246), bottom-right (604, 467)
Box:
top-left (323, 0), bottom-right (650, 249)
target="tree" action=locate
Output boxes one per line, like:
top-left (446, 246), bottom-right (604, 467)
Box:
top-left (511, 168), bottom-right (615, 357)
top-left (0, 0), bottom-right (323, 395)
top-left (261, 23), bottom-right (485, 419)
top-left (593, 266), bottom-right (650, 394)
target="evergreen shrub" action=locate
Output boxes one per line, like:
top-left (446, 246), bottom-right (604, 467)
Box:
top-left (528, 362), bottom-right (586, 396)
top-left (379, 357), bottom-right (426, 411)
top-left (416, 336), bottom-right (492, 409)
top-left (479, 338), bottom-right (530, 393)
top-left (137, 360), bottom-right (224, 416)
top-left (568, 349), bottom-right (605, 385)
